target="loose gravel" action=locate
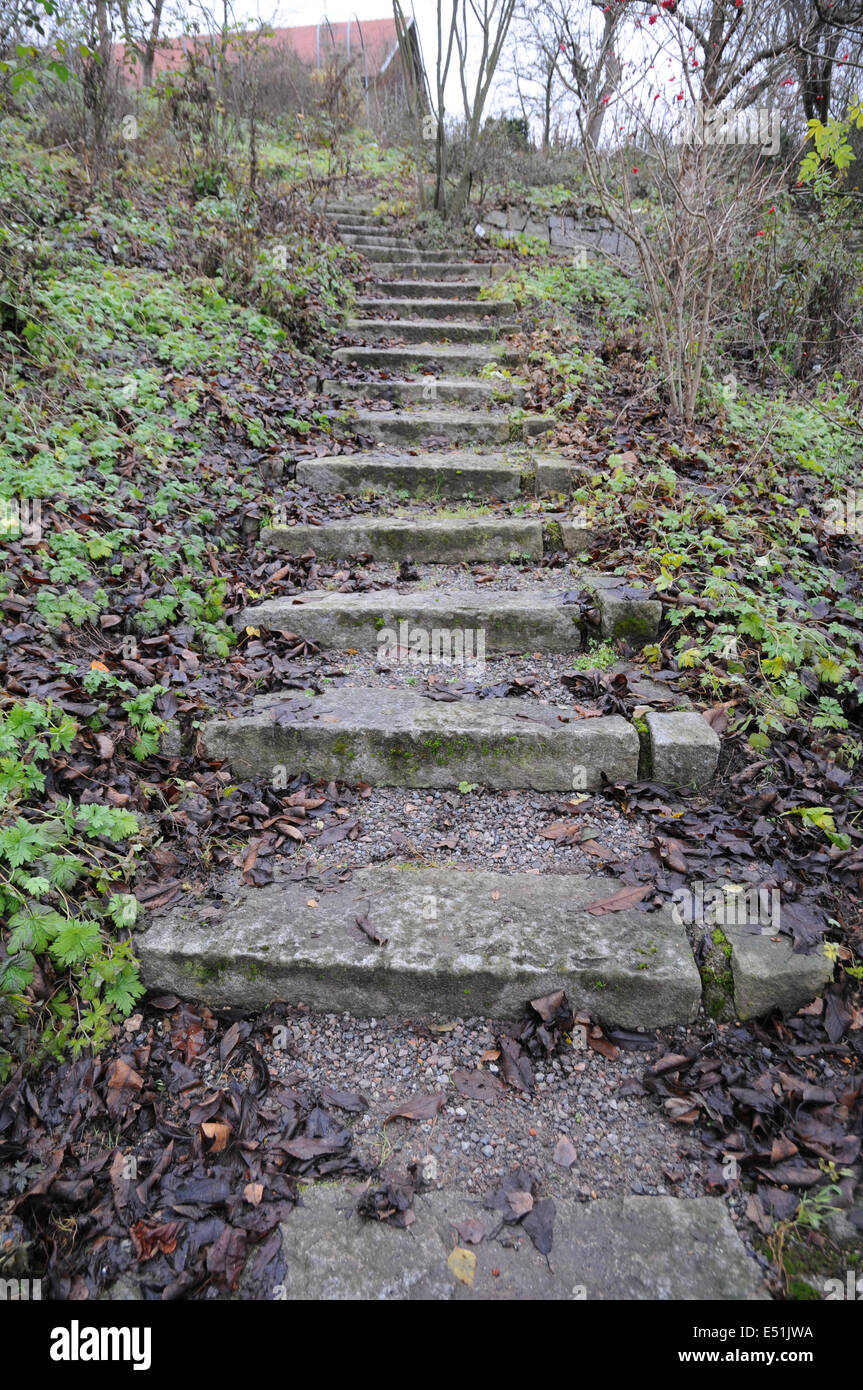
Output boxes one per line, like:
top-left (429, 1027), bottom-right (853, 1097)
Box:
top-left (196, 1005), bottom-right (771, 1280)
top-left (303, 650), bottom-right (617, 710)
top-left (323, 559), bottom-right (603, 592)
top-left (282, 784), bottom-right (653, 877)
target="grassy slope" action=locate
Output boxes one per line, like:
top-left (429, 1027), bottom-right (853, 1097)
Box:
top-left (0, 126), bottom-right (401, 1067)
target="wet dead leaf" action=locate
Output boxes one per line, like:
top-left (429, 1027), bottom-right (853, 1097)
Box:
top-left (447, 1246), bottom-right (476, 1286)
top-left (385, 1092), bottom-right (447, 1124)
top-left (452, 1069), bottom-right (505, 1103)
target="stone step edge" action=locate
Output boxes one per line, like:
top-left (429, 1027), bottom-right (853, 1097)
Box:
top-left (332, 344), bottom-right (519, 362)
top-left (262, 1189), bottom-right (767, 1302)
top-left (319, 378), bottom-right (526, 405)
top-left (203, 688), bottom-right (719, 791)
top-left (261, 515), bottom-right (604, 562)
top-left (370, 280), bottom-right (487, 296)
top-left (355, 296), bottom-right (514, 312)
top-left (134, 863), bottom-right (830, 1029)
top-left (136, 867), bottom-right (702, 1027)
top-left (345, 320), bottom-right (505, 344)
top-left (288, 452), bottom-right (598, 495)
top-left (323, 408), bottom-right (552, 442)
top-left (236, 577), bottom-right (662, 648)
top-left (364, 264), bottom-right (503, 280)
top-left (108, 1188), bottom-right (768, 1301)
top-left (354, 248), bottom-right (474, 261)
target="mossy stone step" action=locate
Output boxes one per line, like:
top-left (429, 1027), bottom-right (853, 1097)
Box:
top-left (238, 580), bottom-right (660, 653)
top-left (236, 586), bottom-right (586, 652)
top-left (264, 1188), bottom-right (767, 1301)
top-left (330, 408), bottom-right (551, 446)
top-left (202, 686), bottom-right (640, 790)
top-left (333, 221), bottom-right (403, 235)
top-left (333, 343), bottom-right (516, 374)
top-left (135, 866), bottom-right (701, 1027)
top-left (262, 514), bottom-right (604, 562)
top-left (321, 376), bottom-right (521, 407)
top-left (347, 318), bottom-right (501, 345)
top-left (358, 247), bottom-right (473, 264)
top-left (262, 515), bottom-right (545, 562)
top-left (294, 449), bottom-right (525, 498)
top-left (342, 234), bottom-right (421, 251)
top-left (379, 279), bottom-right (486, 299)
top-left (371, 262), bottom-right (498, 281)
top-left (357, 296), bottom-right (513, 321)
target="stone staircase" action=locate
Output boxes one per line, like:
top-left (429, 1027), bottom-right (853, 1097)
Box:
top-left (129, 199), bottom-right (827, 1304)
top-left (137, 198), bottom-right (831, 1036)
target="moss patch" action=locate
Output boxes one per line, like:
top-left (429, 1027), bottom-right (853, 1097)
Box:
top-left (699, 926), bottom-right (735, 1021)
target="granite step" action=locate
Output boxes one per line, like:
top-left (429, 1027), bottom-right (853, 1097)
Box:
top-left (330, 408), bottom-right (552, 446)
top-left (262, 514), bottom-right (549, 563)
top-left (322, 200), bottom-right (377, 213)
top-left (333, 221), bottom-right (402, 235)
top-left (201, 686), bottom-right (640, 791)
top-left (135, 866), bottom-right (701, 1027)
top-left (321, 376), bottom-right (522, 407)
top-left (261, 513), bottom-right (605, 562)
top-left (236, 580), bottom-right (661, 652)
top-left (257, 1188), bottom-right (767, 1301)
top-left (346, 318), bottom-right (502, 345)
top-left (297, 438), bottom-right (584, 488)
top-left (357, 296), bottom-right (513, 321)
top-left (377, 279), bottom-right (486, 299)
top-left (371, 261), bottom-right (498, 281)
top-left (343, 234), bottom-right (421, 251)
top-left (237, 586), bottom-right (586, 651)
top-left (357, 247), bottom-right (473, 264)
top-left (333, 344), bottom-right (516, 374)
top-left (293, 449), bottom-right (525, 497)
top-left (137, 852), bottom-right (823, 1025)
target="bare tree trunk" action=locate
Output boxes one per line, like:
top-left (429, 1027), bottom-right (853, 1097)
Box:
top-left (542, 61), bottom-right (554, 153)
top-left (450, 0), bottom-right (516, 218)
top-left (434, 0), bottom-right (458, 214)
top-left (583, 6), bottom-right (620, 149)
top-left (797, 28), bottom-right (840, 121)
top-left (117, 0), bottom-right (166, 89)
top-left (142, 0), bottom-right (165, 88)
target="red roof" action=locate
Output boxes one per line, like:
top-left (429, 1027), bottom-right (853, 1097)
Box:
top-left (114, 17), bottom-right (404, 84)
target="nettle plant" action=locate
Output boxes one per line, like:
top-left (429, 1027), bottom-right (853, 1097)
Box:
top-left (0, 701), bottom-right (145, 1076)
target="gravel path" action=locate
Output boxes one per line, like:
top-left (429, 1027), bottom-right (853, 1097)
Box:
top-left (301, 650), bottom-right (618, 709)
top-left (200, 1004), bottom-right (770, 1281)
top-left (309, 558), bottom-right (607, 592)
top-left (282, 784), bottom-right (652, 876)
